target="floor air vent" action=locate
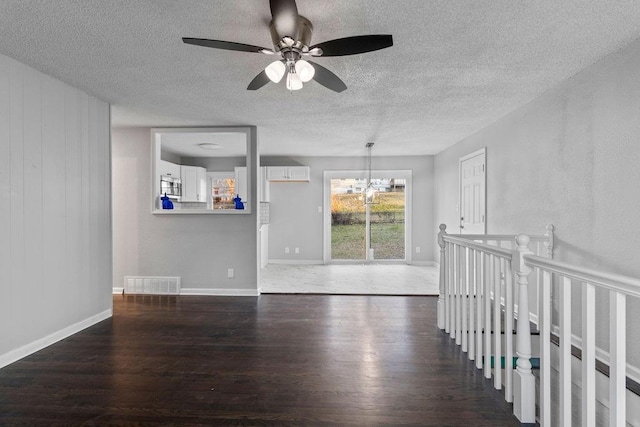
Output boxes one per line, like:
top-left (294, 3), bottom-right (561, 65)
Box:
top-left (124, 276), bottom-right (181, 295)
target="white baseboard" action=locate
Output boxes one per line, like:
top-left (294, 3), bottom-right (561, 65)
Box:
top-left (112, 287), bottom-right (124, 295)
top-left (0, 308), bottom-right (113, 370)
top-left (268, 259), bottom-right (324, 265)
top-left (411, 261), bottom-right (438, 266)
top-left (180, 288), bottom-right (259, 296)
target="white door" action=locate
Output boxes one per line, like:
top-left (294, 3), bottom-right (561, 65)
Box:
top-left (459, 149), bottom-right (486, 234)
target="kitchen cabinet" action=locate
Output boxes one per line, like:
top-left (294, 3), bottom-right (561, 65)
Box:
top-left (181, 165), bottom-right (207, 202)
top-left (158, 160), bottom-right (181, 178)
top-left (259, 167), bottom-right (270, 202)
top-left (266, 166), bottom-right (310, 182)
top-left (235, 166), bottom-right (248, 205)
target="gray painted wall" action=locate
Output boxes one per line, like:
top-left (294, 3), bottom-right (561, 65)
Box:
top-left (112, 127), bottom-right (259, 293)
top-left (0, 53), bottom-right (112, 366)
top-left (263, 155), bottom-right (435, 263)
top-left (434, 36), bottom-right (640, 366)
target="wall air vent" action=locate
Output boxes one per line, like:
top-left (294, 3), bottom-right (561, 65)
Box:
top-left (124, 276), bottom-right (181, 295)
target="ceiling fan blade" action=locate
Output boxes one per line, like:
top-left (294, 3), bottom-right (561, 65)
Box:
top-left (247, 70), bottom-right (271, 91)
top-left (311, 35), bottom-right (393, 57)
top-left (269, 0), bottom-right (299, 38)
top-left (307, 61), bottom-right (347, 93)
top-left (182, 38), bottom-right (271, 54)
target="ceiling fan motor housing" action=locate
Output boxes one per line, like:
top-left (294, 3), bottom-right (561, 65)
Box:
top-left (270, 15), bottom-right (313, 52)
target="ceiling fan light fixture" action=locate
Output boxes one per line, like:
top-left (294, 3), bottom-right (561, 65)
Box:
top-left (295, 59), bottom-right (315, 82)
top-left (286, 71), bottom-right (303, 91)
top-left (265, 60), bottom-right (286, 83)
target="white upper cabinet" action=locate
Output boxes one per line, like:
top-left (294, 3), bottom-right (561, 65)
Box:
top-left (158, 160), bottom-right (181, 178)
top-left (181, 165), bottom-right (207, 202)
top-left (266, 166), bottom-right (310, 182)
top-left (235, 166), bottom-right (248, 205)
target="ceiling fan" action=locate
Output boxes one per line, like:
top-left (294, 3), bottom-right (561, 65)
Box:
top-left (182, 0), bottom-right (393, 92)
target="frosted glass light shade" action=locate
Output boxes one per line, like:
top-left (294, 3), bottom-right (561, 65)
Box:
top-left (265, 61), bottom-right (286, 83)
top-left (286, 72), bottom-right (303, 91)
top-left (295, 60), bottom-right (315, 82)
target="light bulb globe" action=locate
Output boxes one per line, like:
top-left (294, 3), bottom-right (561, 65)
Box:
top-left (265, 61), bottom-right (286, 83)
top-left (286, 72), bottom-right (303, 91)
top-left (295, 60), bottom-right (315, 83)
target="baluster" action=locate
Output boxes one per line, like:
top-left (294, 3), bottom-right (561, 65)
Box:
top-left (540, 270), bottom-right (551, 426)
top-left (462, 247), bottom-right (468, 351)
top-left (534, 241), bottom-right (541, 332)
top-left (437, 224), bottom-right (447, 330)
top-left (504, 257), bottom-right (514, 402)
top-left (468, 248), bottom-right (475, 361)
top-left (444, 242), bottom-right (449, 333)
top-left (512, 234), bottom-right (535, 423)
top-left (493, 254), bottom-right (502, 390)
top-left (456, 244), bottom-right (462, 345)
top-left (449, 242), bottom-right (456, 338)
top-left (475, 249), bottom-right (483, 370)
top-left (559, 276), bottom-right (572, 426)
top-left (484, 251), bottom-right (491, 379)
top-left (610, 291), bottom-right (626, 427)
top-left (582, 282), bottom-right (595, 427)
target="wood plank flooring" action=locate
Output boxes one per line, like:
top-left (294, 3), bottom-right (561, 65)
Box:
top-left (0, 295), bottom-right (520, 426)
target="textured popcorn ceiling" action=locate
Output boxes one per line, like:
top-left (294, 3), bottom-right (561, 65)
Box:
top-left (1, 1), bottom-right (640, 156)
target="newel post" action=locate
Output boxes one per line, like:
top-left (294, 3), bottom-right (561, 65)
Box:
top-left (437, 224), bottom-right (447, 330)
top-left (544, 224), bottom-right (555, 259)
top-left (513, 234), bottom-right (535, 423)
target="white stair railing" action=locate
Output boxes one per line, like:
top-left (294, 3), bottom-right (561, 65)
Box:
top-left (522, 251), bottom-right (640, 426)
top-left (437, 225), bottom-right (553, 424)
top-left (438, 224), bottom-right (640, 425)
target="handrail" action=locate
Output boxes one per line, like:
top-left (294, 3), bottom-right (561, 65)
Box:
top-left (523, 254), bottom-right (640, 298)
top-left (442, 234), bottom-right (512, 259)
top-left (457, 233), bottom-right (548, 241)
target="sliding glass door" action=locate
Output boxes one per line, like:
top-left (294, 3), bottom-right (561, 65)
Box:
top-left (329, 176), bottom-right (406, 262)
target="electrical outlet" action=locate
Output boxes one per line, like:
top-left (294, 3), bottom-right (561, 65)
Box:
top-left (285, 247), bottom-right (290, 254)
top-left (294, 247), bottom-right (300, 254)
top-left (227, 268), bottom-right (234, 278)
top-left (317, 206), bottom-right (322, 213)
top-left (416, 246), bottom-right (421, 254)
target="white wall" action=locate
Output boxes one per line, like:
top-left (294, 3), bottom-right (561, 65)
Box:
top-left (263, 155), bottom-right (435, 264)
top-left (112, 127), bottom-right (259, 295)
top-left (0, 53), bottom-right (112, 368)
top-left (434, 37), bottom-right (640, 365)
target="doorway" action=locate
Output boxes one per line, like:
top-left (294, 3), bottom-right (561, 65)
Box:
top-left (459, 148), bottom-right (486, 234)
top-left (324, 170), bottom-right (412, 263)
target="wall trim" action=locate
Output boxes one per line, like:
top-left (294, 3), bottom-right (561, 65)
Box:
top-left (0, 308), bottom-right (113, 370)
top-left (410, 261), bottom-right (438, 266)
top-left (180, 288), bottom-right (259, 296)
top-left (267, 259), bottom-right (324, 265)
top-left (112, 287), bottom-right (124, 295)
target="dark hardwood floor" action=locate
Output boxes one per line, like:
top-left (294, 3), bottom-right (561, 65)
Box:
top-left (0, 294), bottom-right (520, 426)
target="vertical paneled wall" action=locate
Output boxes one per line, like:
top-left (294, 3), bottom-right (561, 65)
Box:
top-left (0, 53), bottom-right (111, 365)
